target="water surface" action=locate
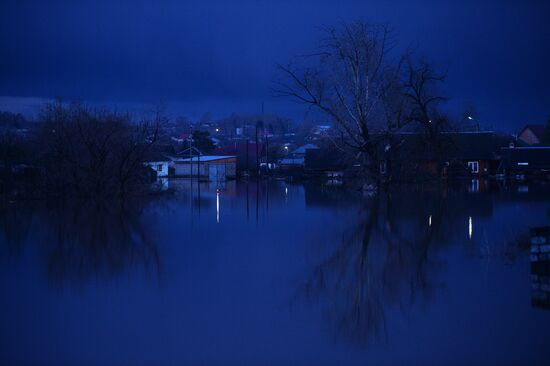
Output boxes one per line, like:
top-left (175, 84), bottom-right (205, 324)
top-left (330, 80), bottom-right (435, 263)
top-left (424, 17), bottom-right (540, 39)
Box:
top-left (1, 180), bottom-right (550, 365)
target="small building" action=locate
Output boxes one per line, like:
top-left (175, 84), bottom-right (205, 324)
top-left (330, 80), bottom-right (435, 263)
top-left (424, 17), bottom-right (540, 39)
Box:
top-left (500, 146), bottom-right (550, 178)
top-left (291, 143), bottom-right (319, 157)
top-left (382, 131), bottom-right (509, 179)
top-left (443, 132), bottom-right (508, 177)
top-left (306, 125), bottom-right (333, 141)
top-left (305, 148), bottom-right (352, 178)
top-left (279, 144), bottom-right (319, 170)
top-left (518, 124), bottom-right (547, 146)
top-left (143, 145), bottom-right (176, 178)
top-left (171, 155), bottom-right (237, 181)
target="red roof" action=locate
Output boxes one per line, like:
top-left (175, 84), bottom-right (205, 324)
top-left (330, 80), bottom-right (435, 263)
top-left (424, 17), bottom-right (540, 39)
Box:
top-left (520, 124), bottom-right (546, 141)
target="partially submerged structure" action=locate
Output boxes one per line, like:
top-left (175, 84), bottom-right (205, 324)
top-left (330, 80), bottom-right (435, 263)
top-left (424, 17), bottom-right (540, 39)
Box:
top-left (142, 145), bottom-right (176, 178)
top-left (305, 148), bottom-right (353, 178)
top-left (279, 144), bottom-right (319, 171)
top-left (378, 131), bottom-right (510, 180)
top-left (171, 155), bottom-right (237, 181)
top-left (500, 146), bottom-right (550, 178)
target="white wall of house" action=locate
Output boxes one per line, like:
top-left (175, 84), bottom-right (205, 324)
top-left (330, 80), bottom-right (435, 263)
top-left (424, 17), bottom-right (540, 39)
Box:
top-left (144, 161), bottom-right (169, 177)
top-left (173, 161), bottom-right (236, 180)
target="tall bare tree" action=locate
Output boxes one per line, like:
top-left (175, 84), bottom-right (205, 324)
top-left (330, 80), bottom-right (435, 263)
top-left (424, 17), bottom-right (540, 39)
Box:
top-left (274, 22), bottom-right (406, 184)
top-left (400, 57), bottom-right (451, 175)
top-left (275, 22), bottom-right (455, 185)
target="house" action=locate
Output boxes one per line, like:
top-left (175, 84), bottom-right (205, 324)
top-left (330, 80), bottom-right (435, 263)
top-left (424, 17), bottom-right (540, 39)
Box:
top-left (306, 125), bottom-right (333, 141)
top-left (380, 131), bottom-right (510, 179)
top-left (500, 146), bottom-right (550, 178)
top-left (443, 132), bottom-right (509, 177)
top-left (143, 145), bottom-right (176, 178)
top-left (291, 143), bottom-right (319, 157)
top-left (279, 144), bottom-right (319, 170)
top-left (304, 148), bottom-right (353, 178)
top-left (171, 155), bottom-right (237, 181)
top-left (518, 124), bottom-right (547, 146)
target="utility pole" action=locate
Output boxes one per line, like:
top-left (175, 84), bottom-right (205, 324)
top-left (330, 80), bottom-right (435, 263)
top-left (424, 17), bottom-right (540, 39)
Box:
top-left (264, 129), bottom-right (269, 174)
top-left (255, 122), bottom-right (260, 177)
top-left (196, 148), bottom-right (200, 181)
top-left (245, 135), bottom-right (249, 178)
top-left (189, 138), bottom-right (193, 178)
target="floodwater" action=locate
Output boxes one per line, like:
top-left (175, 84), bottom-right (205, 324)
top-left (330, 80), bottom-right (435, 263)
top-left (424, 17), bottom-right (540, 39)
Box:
top-left (1, 179), bottom-right (550, 365)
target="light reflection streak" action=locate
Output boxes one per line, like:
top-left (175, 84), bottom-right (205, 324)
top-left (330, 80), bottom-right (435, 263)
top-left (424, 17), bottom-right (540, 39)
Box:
top-left (216, 189), bottom-right (220, 223)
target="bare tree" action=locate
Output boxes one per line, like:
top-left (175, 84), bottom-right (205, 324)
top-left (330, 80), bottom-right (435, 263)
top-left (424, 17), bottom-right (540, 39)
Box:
top-left (37, 101), bottom-right (165, 199)
top-left (402, 58), bottom-right (446, 134)
top-left (274, 22), bottom-right (406, 185)
top-left (275, 22), bottom-right (453, 184)
top-left (400, 57), bottom-right (451, 174)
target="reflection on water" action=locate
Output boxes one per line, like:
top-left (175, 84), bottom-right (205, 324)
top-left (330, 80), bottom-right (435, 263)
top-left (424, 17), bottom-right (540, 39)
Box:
top-left (0, 199), bottom-right (162, 287)
top-left (1, 180), bottom-right (550, 365)
top-left (298, 193), bottom-right (447, 346)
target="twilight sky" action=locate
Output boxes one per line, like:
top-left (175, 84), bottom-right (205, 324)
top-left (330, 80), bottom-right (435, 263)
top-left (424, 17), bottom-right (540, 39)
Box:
top-left (1, 0), bottom-right (549, 131)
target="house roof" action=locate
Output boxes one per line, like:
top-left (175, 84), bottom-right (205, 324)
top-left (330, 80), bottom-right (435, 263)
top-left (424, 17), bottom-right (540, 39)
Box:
top-left (519, 124), bottom-right (546, 142)
top-left (280, 157), bottom-right (305, 166)
top-left (444, 132), bottom-right (509, 160)
top-left (292, 144), bottom-right (319, 155)
top-left (176, 146), bottom-right (203, 156)
top-left (142, 144), bottom-right (176, 162)
top-left (172, 155), bottom-right (237, 163)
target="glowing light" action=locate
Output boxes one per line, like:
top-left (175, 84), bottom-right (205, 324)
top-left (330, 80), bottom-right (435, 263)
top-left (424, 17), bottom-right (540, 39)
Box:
top-left (216, 189), bottom-right (220, 223)
top-left (284, 146), bottom-right (289, 150)
top-left (215, 128), bottom-right (219, 132)
top-left (428, 215), bottom-right (432, 227)
top-left (468, 116), bottom-right (473, 120)
top-left (468, 216), bottom-right (472, 239)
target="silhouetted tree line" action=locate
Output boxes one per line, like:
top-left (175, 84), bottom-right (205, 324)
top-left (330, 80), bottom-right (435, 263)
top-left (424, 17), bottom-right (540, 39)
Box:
top-left (0, 102), bottom-right (166, 199)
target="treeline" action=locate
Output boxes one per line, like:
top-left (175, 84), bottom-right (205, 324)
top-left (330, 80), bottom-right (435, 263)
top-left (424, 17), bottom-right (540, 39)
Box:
top-left (0, 102), bottom-right (165, 200)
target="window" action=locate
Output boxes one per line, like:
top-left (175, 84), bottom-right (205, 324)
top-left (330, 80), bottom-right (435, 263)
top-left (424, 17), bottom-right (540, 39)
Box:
top-left (467, 161), bottom-right (479, 174)
top-left (157, 164), bottom-right (163, 172)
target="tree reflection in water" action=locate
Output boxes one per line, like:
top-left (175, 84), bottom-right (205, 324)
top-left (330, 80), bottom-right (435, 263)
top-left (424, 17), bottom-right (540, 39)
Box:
top-left (0, 198), bottom-right (162, 287)
top-left (299, 187), bottom-right (456, 347)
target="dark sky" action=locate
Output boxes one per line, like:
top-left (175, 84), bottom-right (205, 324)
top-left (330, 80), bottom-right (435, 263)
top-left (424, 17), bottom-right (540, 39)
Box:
top-left (1, 0), bottom-right (549, 131)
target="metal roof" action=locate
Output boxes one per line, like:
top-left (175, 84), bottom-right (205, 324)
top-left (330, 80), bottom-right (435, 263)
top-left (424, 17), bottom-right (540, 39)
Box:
top-left (171, 155), bottom-right (237, 163)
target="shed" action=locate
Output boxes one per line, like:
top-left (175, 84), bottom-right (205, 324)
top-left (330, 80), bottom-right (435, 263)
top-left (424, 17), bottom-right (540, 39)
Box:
top-left (171, 155), bottom-right (237, 181)
top-left (142, 145), bottom-right (176, 178)
top-left (500, 147), bottom-right (550, 177)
